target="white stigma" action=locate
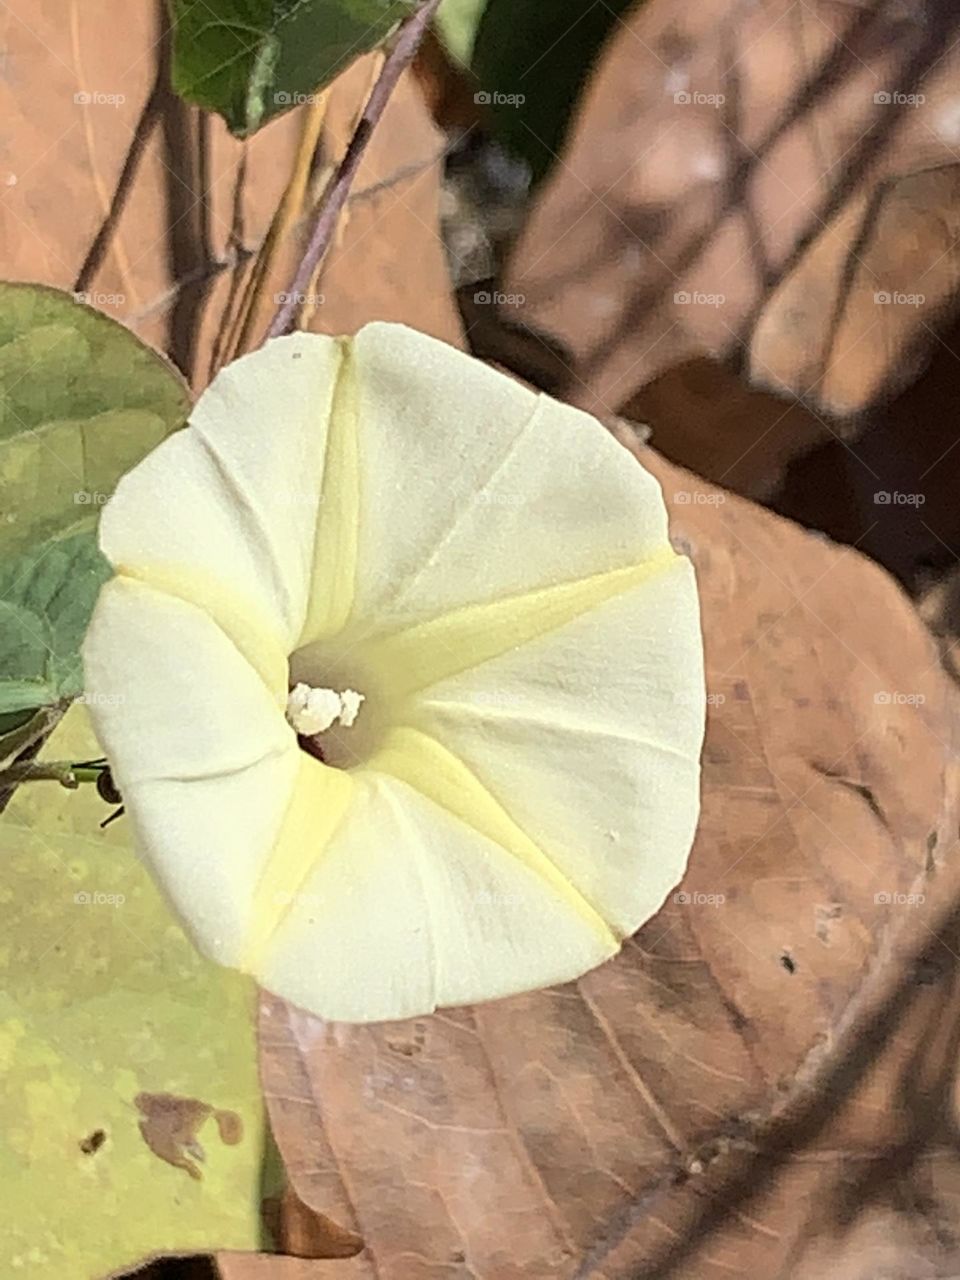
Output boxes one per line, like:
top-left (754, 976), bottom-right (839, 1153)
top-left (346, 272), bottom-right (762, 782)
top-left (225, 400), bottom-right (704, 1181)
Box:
top-left (286, 683), bottom-right (365, 736)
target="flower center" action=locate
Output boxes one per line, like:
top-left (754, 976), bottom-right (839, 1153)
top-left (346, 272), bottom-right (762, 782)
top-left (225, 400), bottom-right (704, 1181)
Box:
top-left (286, 681), bottom-right (373, 769)
top-left (286, 683), bottom-right (364, 735)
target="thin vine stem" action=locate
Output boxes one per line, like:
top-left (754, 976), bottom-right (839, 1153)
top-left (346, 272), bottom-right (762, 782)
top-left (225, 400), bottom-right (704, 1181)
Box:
top-left (0, 761), bottom-right (103, 790)
top-left (267, 0), bottom-right (444, 340)
top-left (223, 90), bottom-right (330, 365)
top-left (73, 4), bottom-right (167, 296)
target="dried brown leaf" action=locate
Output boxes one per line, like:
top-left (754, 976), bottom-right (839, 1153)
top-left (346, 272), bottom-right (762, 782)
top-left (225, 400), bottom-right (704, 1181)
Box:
top-left (0, 2), bottom-right (461, 391)
top-left (624, 359), bottom-right (832, 500)
top-left (0, 0), bottom-right (307, 386)
top-left (502, 0), bottom-right (960, 468)
top-left (259, 444), bottom-right (960, 1278)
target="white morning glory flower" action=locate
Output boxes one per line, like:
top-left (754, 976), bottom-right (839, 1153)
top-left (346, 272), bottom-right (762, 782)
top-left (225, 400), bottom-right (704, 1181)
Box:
top-left (82, 323), bottom-right (704, 1022)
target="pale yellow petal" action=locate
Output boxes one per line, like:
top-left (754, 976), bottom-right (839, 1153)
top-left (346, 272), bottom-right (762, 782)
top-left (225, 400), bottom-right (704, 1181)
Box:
top-left (403, 563), bottom-right (704, 937)
top-left (83, 577), bottom-right (292, 784)
top-left (121, 761), bottom-right (299, 968)
top-left (361, 546), bottom-right (680, 701)
top-left (298, 322), bottom-right (675, 650)
top-left (367, 726), bottom-right (618, 945)
top-left (257, 773), bottom-right (617, 1022)
top-left (242, 753), bottom-right (354, 970)
top-left (82, 577), bottom-right (302, 965)
top-left (99, 333), bottom-right (343, 655)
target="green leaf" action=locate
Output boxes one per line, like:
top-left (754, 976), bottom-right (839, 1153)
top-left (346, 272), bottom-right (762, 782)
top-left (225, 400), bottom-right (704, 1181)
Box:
top-left (0, 531), bottom-right (111, 716)
top-left (0, 707), bottom-right (46, 754)
top-left (0, 706), bottom-right (275, 1278)
top-left (169, 0), bottom-right (414, 137)
top-left (0, 282), bottom-right (188, 743)
top-left (0, 283), bottom-right (189, 562)
top-left (435, 0), bottom-right (486, 65)
top-left (470, 0), bottom-right (636, 185)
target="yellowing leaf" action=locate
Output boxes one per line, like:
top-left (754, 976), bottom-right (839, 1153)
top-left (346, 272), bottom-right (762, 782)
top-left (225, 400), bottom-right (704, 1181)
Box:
top-left (0, 707), bottom-right (272, 1279)
top-left (0, 283), bottom-right (189, 562)
top-left (0, 281), bottom-right (188, 751)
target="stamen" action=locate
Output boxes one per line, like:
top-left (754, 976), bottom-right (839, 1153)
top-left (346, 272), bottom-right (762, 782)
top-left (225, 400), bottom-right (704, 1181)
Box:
top-left (286, 682), bottom-right (365, 736)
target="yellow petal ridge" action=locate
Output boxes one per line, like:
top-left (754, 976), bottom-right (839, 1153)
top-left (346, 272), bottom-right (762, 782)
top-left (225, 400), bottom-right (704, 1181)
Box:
top-left (299, 338), bottom-right (361, 647)
top-left (244, 753), bottom-right (355, 970)
top-left (364, 725), bottom-right (620, 949)
top-left (365, 544), bottom-right (683, 701)
top-left (113, 562), bottom-right (288, 702)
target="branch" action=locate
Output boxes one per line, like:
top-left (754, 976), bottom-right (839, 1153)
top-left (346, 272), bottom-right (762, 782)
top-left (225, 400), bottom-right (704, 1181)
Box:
top-left (74, 93), bottom-right (162, 297)
top-left (268, 0), bottom-right (444, 340)
top-left (0, 761), bottom-right (90, 790)
top-left (225, 90), bottom-right (329, 364)
top-left (73, 2), bottom-right (167, 296)
top-left (0, 704), bottom-right (66, 771)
